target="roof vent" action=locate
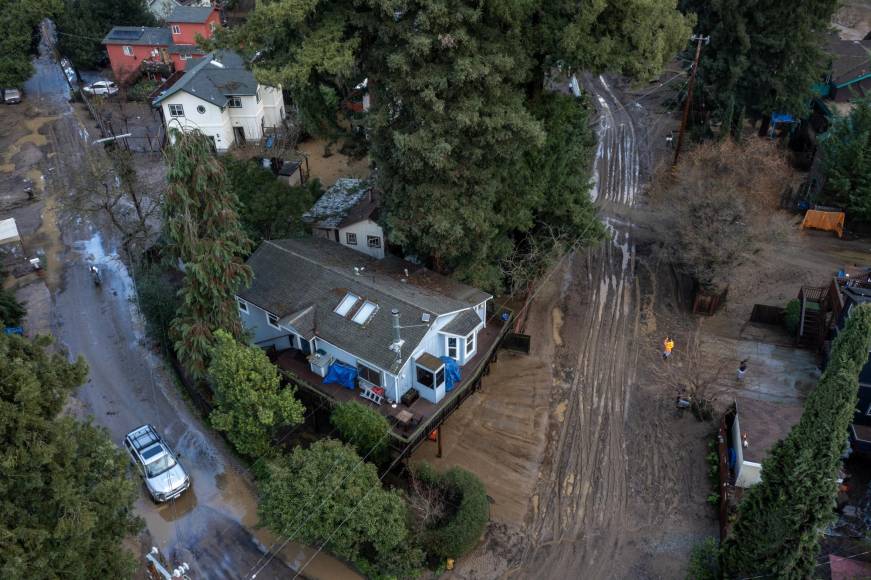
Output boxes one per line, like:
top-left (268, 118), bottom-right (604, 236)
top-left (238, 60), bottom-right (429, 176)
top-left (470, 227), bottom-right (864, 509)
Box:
top-left (421, 313), bottom-right (431, 323)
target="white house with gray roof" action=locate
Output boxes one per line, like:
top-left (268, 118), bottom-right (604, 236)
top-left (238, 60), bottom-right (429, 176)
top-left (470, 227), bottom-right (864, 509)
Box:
top-left (152, 50), bottom-right (284, 151)
top-left (302, 178), bottom-right (386, 259)
top-left (236, 237), bottom-right (492, 405)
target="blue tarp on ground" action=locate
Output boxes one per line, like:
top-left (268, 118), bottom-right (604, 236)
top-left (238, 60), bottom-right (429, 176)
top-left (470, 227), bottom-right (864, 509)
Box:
top-left (771, 113), bottom-right (797, 125)
top-left (323, 362), bottom-right (357, 390)
top-left (440, 356), bottom-right (462, 392)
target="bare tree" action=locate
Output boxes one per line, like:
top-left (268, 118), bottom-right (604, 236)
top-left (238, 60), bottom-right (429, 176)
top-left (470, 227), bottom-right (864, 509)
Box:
top-left (407, 470), bottom-right (448, 533)
top-left (67, 145), bottom-right (163, 257)
top-left (648, 139), bottom-right (793, 293)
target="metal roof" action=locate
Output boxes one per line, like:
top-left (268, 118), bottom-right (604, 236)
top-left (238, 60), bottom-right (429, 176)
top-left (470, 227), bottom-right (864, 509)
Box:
top-left (238, 238), bottom-right (491, 372)
top-left (166, 5), bottom-right (214, 23)
top-left (152, 50), bottom-right (257, 107)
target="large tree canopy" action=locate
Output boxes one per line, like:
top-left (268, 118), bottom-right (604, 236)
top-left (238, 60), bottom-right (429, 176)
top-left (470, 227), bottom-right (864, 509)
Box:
top-left (0, 334), bottom-right (141, 578)
top-left (820, 97), bottom-right (871, 222)
top-left (686, 0), bottom-right (838, 134)
top-left (226, 0), bottom-right (691, 290)
top-left (0, 0), bottom-right (61, 87)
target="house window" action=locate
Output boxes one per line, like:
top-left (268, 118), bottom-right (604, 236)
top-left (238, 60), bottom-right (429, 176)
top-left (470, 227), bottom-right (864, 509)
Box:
top-left (367, 235), bottom-right (381, 249)
top-left (256, 88), bottom-right (261, 103)
top-left (228, 96), bottom-right (243, 108)
top-left (466, 333), bottom-right (475, 357)
top-left (357, 362), bottom-right (382, 387)
top-left (236, 298), bottom-right (248, 314)
top-left (168, 104), bottom-right (184, 117)
top-left (267, 313), bottom-right (280, 329)
top-left (197, 105), bottom-right (206, 114)
top-left (180, 53), bottom-right (192, 60)
top-left (171, 25), bottom-right (181, 35)
top-left (447, 337), bottom-right (458, 360)
top-left (416, 365), bottom-right (444, 388)
top-left (352, 301), bottom-right (377, 325)
top-left (334, 293), bottom-right (360, 317)
top-left (123, 46), bottom-right (133, 56)
top-left (866, 402), bottom-right (871, 416)
top-left (345, 233), bottom-right (357, 245)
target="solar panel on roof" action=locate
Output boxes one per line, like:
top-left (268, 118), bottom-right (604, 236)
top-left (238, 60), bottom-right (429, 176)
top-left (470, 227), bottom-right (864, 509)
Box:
top-left (109, 29), bottom-right (144, 40)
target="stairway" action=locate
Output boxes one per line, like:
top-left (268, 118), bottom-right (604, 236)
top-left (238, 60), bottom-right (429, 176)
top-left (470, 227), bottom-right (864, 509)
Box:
top-left (799, 305), bottom-right (823, 348)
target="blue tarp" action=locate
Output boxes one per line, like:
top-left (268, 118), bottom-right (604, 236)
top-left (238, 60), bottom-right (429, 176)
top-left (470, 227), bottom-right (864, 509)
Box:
top-left (439, 356), bottom-right (462, 392)
top-left (323, 362), bottom-right (357, 390)
top-left (3, 326), bottom-right (23, 335)
top-left (771, 113), bottom-right (797, 125)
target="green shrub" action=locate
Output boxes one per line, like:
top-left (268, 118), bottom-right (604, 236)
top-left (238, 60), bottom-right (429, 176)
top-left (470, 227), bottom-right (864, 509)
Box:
top-left (687, 538), bottom-right (720, 580)
top-left (0, 280), bottom-right (25, 327)
top-left (413, 463), bottom-right (489, 560)
top-left (133, 259), bottom-right (180, 348)
top-left (330, 401), bottom-right (391, 463)
top-left (126, 79), bottom-right (159, 102)
top-left (783, 299), bottom-right (800, 335)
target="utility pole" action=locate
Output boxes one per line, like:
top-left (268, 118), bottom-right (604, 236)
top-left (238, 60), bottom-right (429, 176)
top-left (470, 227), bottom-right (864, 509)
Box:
top-left (673, 34), bottom-right (710, 166)
top-left (145, 546), bottom-right (192, 580)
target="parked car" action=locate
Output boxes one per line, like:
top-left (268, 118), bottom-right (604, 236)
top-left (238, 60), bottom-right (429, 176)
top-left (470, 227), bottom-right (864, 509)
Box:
top-left (82, 80), bottom-right (118, 96)
top-left (3, 89), bottom-right (22, 104)
top-left (124, 424), bottom-right (190, 503)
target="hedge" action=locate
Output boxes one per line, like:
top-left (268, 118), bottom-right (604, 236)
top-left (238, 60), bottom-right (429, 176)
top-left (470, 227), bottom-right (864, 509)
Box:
top-left (414, 463), bottom-right (489, 559)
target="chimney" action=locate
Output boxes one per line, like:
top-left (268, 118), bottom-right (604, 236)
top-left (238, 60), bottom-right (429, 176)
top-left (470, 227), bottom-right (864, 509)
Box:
top-left (391, 309), bottom-right (401, 344)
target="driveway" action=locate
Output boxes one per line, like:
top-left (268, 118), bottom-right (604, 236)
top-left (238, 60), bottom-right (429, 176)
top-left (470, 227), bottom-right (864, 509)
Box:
top-left (13, 21), bottom-right (358, 580)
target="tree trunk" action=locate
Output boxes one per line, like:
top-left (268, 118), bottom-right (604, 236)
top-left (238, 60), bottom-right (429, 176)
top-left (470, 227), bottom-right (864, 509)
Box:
top-left (758, 114), bottom-right (771, 138)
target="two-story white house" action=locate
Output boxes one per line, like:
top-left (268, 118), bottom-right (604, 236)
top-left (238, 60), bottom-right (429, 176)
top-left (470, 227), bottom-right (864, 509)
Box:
top-left (152, 50), bottom-right (285, 151)
top-left (302, 178), bottom-right (386, 259)
top-left (236, 237), bottom-right (495, 409)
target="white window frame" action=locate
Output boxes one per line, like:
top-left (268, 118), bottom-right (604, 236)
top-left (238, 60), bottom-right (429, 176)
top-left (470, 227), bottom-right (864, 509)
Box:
top-left (465, 332), bottom-right (476, 357)
top-left (168, 104), bottom-right (184, 117)
top-left (171, 24), bottom-right (181, 35)
top-left (236, 298), bottom-right (248, 314)
top-left (267, 313), bottom-right (281, 329)
top-left (447, 336), bottom-right (458, 360)
top-left (345, 232), bottom-right (357, 245)
top-left (228, 96), bottom-right (243, 108)
top-left (367, 235), bottom-right (381, 249)
top-left (866, 402), bottom-right (871, 416)
top-left (357, 362), bottom-right (382, 387)
top-left (180, 53), bottom-right (192, 60)
top-left (123, 45), bottom-right (133, 56)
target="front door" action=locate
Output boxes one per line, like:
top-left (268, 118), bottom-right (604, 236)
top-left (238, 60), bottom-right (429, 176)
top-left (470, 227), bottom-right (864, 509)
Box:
top-left (233, 126), bottom-right (246, 145)
top-left (300, 338), bottom-right (312, 355)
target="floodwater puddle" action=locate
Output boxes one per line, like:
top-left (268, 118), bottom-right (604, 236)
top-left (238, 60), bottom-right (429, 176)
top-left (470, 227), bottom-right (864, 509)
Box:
top-left (2, 116), bottom-right (55, 168)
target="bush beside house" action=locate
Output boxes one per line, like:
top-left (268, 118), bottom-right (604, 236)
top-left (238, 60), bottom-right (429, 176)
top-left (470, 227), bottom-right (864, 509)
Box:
top-left (411, 462), bottom-right (490, 561)
top-left (330, 400), bottom-right (391, 464)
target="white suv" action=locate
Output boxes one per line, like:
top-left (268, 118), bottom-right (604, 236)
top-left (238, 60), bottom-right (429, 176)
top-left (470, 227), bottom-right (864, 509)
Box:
top-left (124, 424), bottom-right (190, 503)
top-left (82, 80), bottom-right (119, 96)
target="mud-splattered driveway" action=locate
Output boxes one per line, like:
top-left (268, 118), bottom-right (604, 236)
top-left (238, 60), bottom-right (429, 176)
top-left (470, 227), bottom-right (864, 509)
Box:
top-left (9, 23), bottom-right (358, 580)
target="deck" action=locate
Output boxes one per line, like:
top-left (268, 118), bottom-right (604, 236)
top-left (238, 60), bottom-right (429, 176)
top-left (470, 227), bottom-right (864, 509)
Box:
top-left (274, 317), bottom-right (508, 451)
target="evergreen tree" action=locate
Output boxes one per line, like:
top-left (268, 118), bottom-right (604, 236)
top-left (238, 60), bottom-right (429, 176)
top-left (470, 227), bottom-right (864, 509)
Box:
top-left (207, 330), bottom-right (305, 458)
top-left (688, 0), bottom-right (838, 134)
top-left (0, 334), bottom-right (141, 578)
top-left (163, 130), bottom-right (253, 378)
top-left (225, 0), bottom-right (690, 290)
top-left (722, 304), bottom-right (871, 577)
top-left (821, 97), bottom-right (871, 221)
top-left (57, 0), bottom-right (155, 69)
top-left (0, 0), bottom-right (61, 87)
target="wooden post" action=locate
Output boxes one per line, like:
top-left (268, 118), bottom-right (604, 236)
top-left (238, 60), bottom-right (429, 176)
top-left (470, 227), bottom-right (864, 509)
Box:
top-left (437, 426), bottom-right (443, 458)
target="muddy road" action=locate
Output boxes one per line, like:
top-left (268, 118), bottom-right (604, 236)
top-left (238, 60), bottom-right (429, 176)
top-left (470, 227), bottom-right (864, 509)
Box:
top-left (509, 74), bottom-right (715, 579)
top-left (8, 24), bottom-right (359, 580)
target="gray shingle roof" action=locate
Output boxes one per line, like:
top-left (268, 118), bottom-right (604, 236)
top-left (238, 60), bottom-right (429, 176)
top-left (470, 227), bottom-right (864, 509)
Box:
top-left (103, 26), bottom-right (172, 46)
top-left (152, 50), bottom-right (257, 107)
top-left (166, 5), bottom-right (214, 23)
top-left (238, 238), bottom-right (491, 372)
top-left (827, 35), bottom-right (871, 86)
top-left (441, 309), bottom-right (482, 337)
top-left (302, 178), bottom-right (371, 229)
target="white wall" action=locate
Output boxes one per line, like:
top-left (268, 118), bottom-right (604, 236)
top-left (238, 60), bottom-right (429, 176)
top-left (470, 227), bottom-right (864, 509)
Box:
top-left (338, 219), bottom-right (386, 259)
top-left (312, 337), bottom-right (400, 402)
top-left (162, 91), bottom-right (232, 150)
top-left (161, 83), bottom-right (285, 151)
top-left (731, 411), bottom-right (763, 488)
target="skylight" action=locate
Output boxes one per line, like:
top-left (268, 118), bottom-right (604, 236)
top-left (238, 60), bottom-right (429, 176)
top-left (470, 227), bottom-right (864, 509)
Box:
top-left (334, 293), bottom-right (360, 316)
top-left (352, 301), bottom-right (378, 325)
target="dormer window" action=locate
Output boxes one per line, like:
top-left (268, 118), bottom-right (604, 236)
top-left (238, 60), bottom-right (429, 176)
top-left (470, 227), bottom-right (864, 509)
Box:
top-left (352, 301), bottom-right (377, 325)
top-left (334, 293), bottom-right (360, 316)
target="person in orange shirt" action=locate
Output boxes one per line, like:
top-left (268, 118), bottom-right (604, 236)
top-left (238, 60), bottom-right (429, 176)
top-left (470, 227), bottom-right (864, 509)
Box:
top-left (662, 336), bottom-right (675, 360)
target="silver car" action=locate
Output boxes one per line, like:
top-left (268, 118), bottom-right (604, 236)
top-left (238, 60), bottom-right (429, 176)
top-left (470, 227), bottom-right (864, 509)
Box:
top-left (3, 88), bottom-right (21, 104)
top-left (124, 424), bottom-right (190, 503)
top-left (82, 80), bottom-right (118, 96)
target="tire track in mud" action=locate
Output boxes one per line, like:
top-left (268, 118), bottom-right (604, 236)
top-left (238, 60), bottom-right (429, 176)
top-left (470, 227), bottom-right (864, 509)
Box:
top-left (515, 74), bottom-right (648, 578)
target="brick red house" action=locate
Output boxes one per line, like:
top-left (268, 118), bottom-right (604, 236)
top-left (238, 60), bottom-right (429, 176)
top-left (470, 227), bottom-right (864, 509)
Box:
top-left (102, 5), bottom-right (220, 84)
